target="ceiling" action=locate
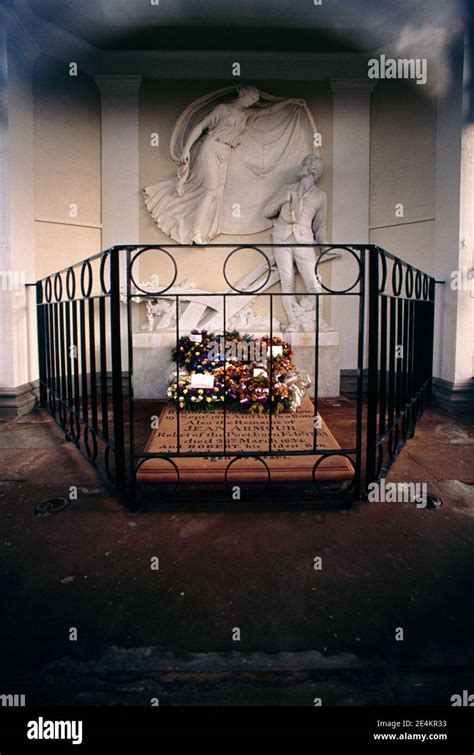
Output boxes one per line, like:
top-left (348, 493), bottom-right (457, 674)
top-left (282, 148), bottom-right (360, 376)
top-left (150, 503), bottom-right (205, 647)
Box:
top-left (21, 0), bottom-right (465, 54)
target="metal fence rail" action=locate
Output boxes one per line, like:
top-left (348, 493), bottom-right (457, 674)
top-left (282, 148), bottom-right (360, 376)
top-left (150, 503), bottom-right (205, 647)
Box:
top-left (34, 244), bottom-right (436, 513)
top-left (35, 250), bottom-right (126, 496)
top-left (365, 248), bottom-right (436, 485)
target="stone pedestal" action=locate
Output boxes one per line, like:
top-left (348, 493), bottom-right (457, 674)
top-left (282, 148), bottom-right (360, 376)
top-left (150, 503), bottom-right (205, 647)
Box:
top-left (133, 327), bottom-right (340, 400)
top-left (285, 329), bottom-right (340, 398)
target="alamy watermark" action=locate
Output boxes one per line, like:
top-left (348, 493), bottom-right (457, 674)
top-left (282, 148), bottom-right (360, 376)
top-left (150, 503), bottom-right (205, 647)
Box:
top-left (368, 55), bottom-right (427, 86)
top-left (0, 693), bottom-right (25, 707)
top-left (450, 690), bottom-right (474, 706)
top-left (450, 268), bottom-right (474, 292)
top-left (207, 337), bottom-right (267, 363)
top-left (27, 717), bottom-right (83, 745)
top-left (367, 480), bottom-right (428, 507)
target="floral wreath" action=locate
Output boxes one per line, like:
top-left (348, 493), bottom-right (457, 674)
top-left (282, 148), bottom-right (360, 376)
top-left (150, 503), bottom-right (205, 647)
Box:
top-left (168, 331), bottom-right (299, 414)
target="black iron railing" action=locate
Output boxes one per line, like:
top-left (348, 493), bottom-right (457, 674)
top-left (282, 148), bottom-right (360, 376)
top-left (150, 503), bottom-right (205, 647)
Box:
top-left (365, 249), bottom-right (436, 485)
top-left (34, 244), bottom-right (436, 513)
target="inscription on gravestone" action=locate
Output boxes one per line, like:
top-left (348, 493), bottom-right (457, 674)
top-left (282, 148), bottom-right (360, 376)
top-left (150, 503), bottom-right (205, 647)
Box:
top-left (139, 397), bottom-right (353, 483)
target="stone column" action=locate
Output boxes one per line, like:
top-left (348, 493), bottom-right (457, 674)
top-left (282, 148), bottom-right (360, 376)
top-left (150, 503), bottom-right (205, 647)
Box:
top-left (94, 75), bottom-right (143, 248)
top-left (330, 79), bottom-right (375, 371)
top-left (0, 27), bottom-right (38, 415)
top-left (432, 42), bottom-right (474, 408)
top-left (0, 26), bottom-right (14, 393)
top-left (95, 75), bottom-right (143, 371)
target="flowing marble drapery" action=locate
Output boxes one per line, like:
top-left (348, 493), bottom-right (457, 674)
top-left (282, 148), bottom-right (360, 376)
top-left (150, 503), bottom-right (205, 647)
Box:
top-left (143, 86), bottom-right (320, 244)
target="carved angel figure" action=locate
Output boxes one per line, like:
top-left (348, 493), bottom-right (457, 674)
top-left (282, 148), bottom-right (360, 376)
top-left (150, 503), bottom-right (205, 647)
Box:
top-left (143, 85), bottom-right (320, 244)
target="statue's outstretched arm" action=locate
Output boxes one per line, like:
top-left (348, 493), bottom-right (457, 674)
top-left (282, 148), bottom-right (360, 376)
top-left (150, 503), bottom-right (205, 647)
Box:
top-left (264, 189), bottom-right (288, 219)
top-left (252, 98), bottom-right (305, 119)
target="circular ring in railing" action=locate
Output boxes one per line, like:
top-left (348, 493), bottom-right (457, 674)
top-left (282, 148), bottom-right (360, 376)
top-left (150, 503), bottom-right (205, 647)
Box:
top-left (414, 270), bottom-right (422, 299)
top-left (311, 453), bottom-right (357, 496)
top-left (315, 246), bottom-right (361, 294)
top-left (80, 260), bottom-right (93, 298)
top-left (223, 247), bottom-right (271, 293)
top-left (54, 272), bottom-right (63, 302)
top-left (405, 266), bottom-right (414, 298)
top-left (129, 247), bottom-right (178, 295)
top-left (66, 267), bottom-right (76, 300)
top-left (69, 410), bottom-right (80, 443)
top-left (36, 280), bottom-right (44, 304)
top-left (392, 259), bottom-right (403, 297)
top-left (45, 276), bottom-right (52, 303)
top-left (423, 274), bottom-right (429, 301)
top-left (84, 426), bottom-right (98, 461)
top-left (378, 249), bottom-right (388, 294)
top-left (134, 456), bottom-right (180, 493)
top-left (99, 251), bottom-right (110, 295)
top-left (224, 455), bottom-right (271, 490)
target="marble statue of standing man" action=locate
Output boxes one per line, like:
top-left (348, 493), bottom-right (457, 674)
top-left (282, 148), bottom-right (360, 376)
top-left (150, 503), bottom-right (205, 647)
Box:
top-left (264, 155), bottom-right (328, 332)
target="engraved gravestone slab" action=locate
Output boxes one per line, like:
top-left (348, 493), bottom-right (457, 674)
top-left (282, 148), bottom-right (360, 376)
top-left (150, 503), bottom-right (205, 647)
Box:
top-left (138, 396), bottom-right (353, 483)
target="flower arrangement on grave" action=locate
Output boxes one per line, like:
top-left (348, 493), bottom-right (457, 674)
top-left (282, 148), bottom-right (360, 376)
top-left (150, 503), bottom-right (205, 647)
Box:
top-left (219, 361), bottom-right (294, 414)
top-left (167, 330), bottom-right (306, 413)
top-left (254, 335), bottom-right (293, 361)
top-left (171, 329), bottom-right (256, 372)
top-left (170, 329), bottom-right (218, 373)
top-left (167, 368), bottom-right (226, 412)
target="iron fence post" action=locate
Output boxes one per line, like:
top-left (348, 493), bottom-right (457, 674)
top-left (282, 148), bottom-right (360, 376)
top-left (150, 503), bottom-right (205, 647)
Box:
top-left (109, 248), bottom-right (127, 501)
top-left (354, 247), bottom-right (367, 499)
top-left (36, 281), bottom-right (47, 407)
top-left (365, 247), bottom-right (380, 489)
top-left (125, 246), bottom-right (139, 514)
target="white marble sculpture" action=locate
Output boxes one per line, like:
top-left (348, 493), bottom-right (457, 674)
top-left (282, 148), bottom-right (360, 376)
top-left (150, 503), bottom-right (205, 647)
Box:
top-left (123, 259), bottom-right (283, 333)
top-left (227, 305), bottom-right (280, 332)
top-left (125, 245), bottom-right (338, 334)
top-left (264, 155), bottom-right (330, 332)
top-left (143, 85), bottom-right (320, 244)
top-left (143, 298), bottom-right (173, 331)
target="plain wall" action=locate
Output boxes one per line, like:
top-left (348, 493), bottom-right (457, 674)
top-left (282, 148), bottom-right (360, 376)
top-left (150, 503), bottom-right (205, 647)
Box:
top-left (33, 57), bottom-right (101, 279)
top-left (369, 80), bottom-right (437, 273)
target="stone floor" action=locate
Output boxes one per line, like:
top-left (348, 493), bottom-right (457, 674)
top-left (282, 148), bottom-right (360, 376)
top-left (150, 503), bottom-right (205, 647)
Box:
top-left (0, 397), bottom-right (473, 705)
